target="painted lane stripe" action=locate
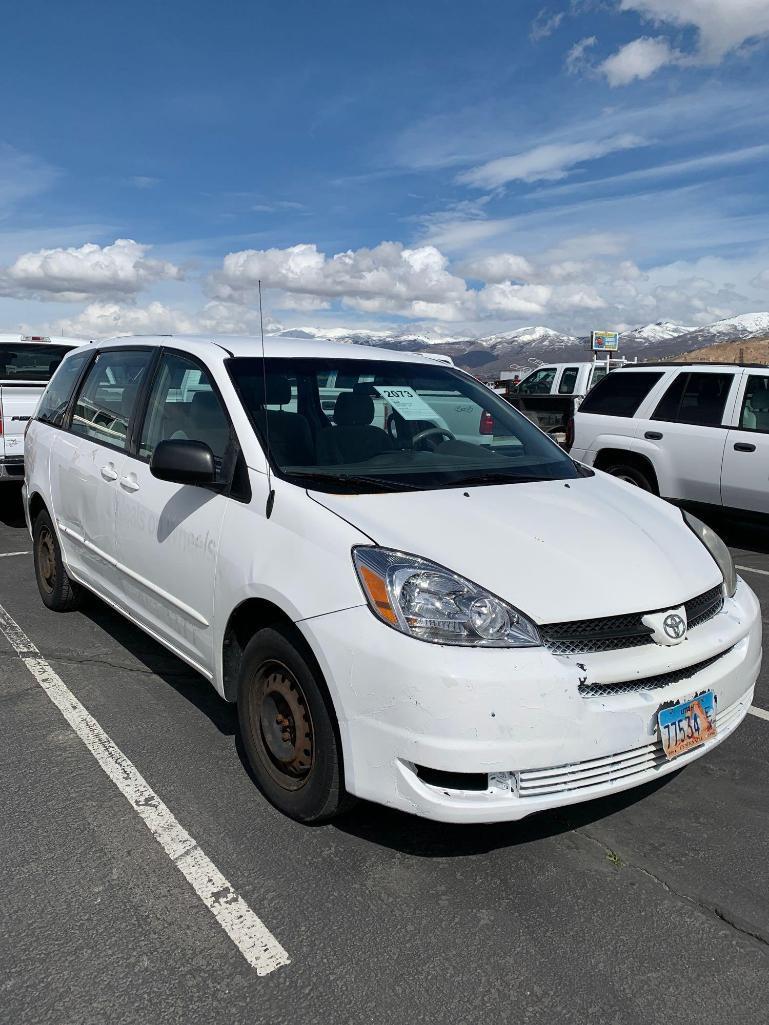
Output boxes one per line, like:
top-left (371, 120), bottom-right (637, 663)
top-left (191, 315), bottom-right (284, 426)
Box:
top-left (0, 601), bottom-right (289, 976)
top-left (737, 564), bottom-right (769, 577)
top-left (749, 705), bottom-right (769, 722)
top-left (0, 551), bottom-right (29, 558)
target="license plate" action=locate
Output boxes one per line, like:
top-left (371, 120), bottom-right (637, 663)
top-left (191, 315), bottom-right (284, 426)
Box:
top-left (658, 691), bottom-right (717, 760)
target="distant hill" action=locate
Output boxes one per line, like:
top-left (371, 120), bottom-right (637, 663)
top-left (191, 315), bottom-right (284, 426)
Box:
top-left (278, 312), bottom-right (769, 375)
top-left (669, 337), bottom-right (769, 365)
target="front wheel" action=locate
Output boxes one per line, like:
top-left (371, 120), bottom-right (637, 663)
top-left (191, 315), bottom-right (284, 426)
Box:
top-left (605, 463), bottom-right (656, 493)
top-left (33, 509), bottom-right (83, 611)
top-left (237, 626), bottom-right (351, 823)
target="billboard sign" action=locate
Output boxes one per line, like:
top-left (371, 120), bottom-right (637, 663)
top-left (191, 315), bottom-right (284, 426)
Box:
top-left (591, 330), bottom-right (619, 352)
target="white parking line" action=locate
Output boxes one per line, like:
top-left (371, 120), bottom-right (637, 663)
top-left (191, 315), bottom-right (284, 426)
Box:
top-left (737, 564), bottom-right (769, 577)
top-left (749, 705), bottom-right (769, 722)
top-left (0, 551), bottom-right (29, 558)
top-left (0, 600), bottom-right (290, 976)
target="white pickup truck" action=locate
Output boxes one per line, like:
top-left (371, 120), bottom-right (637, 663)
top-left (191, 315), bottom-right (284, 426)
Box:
top-left (0, 335), bottom-right (82, 483)
top-left (506, 360), bottom-right (621, 442)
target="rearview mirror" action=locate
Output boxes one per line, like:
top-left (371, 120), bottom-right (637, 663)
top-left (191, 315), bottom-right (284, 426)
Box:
top-left (150, 439), bottom-right (217, 486)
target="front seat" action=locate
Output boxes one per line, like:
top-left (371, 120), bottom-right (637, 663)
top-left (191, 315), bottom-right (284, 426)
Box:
top-left (252, 375), bottom-right (314, 467)
top-left (188, 390), bottom-right (231, 457)
top-left (316, 391), bottom-right (395, 464)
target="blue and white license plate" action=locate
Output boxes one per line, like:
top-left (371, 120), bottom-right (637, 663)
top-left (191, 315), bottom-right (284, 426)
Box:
top-left (658, 691), bottom-right (717, 760)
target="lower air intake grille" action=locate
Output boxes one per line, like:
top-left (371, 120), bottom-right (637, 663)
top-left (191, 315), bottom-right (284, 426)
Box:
top-left (578, 647), bottom-right (732, 698)
top-left (518, 696), bottom-right (745, 799)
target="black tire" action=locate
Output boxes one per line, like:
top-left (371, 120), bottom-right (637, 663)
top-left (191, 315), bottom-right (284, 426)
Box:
top-left (605, 462), bottom-right (656, 493)
top-left (33, 509), bottom-right (83, 611)
top-left (237, 625), bottom-right (351, 823)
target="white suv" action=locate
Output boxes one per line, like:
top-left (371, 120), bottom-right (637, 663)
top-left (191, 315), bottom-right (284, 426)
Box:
top-left (24, 337), bottom-right (761, 824)
top-left (571, 362), bottom-right (769, 517)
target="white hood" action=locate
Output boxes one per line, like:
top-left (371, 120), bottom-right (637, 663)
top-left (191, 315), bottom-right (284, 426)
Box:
top-left (311, 473), bottom-right (722, 624)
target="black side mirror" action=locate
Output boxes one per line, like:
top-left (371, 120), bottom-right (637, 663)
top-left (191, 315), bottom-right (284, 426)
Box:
top-left (150, 439), bottom-right (217, 486)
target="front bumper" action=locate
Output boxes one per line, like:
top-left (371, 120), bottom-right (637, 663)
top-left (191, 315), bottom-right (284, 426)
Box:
top-left (300, 578), bottom-right (761, 823)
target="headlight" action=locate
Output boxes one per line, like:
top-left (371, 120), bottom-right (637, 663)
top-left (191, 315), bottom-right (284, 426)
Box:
top-left (352, 546), bottom-right (541, 647)
top-left (683, 511), bottom-right (737, 598)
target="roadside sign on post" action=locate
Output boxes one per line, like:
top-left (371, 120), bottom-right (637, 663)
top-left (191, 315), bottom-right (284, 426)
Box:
top-left (591, 330), bottom-right (619, 352)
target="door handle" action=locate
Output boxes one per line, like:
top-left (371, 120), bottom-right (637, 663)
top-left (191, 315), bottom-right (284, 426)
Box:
top-left (119, 475), bottom-right (140, 492)
top-left (644, 431), bottom-right (663, 440)
top-left (734, 442), bottom-right (756, 453)
top-left (100, 464), bottom-right (118, 482)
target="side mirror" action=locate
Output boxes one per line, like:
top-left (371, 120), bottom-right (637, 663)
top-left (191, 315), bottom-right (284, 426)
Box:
top-left (150, 439), bottom-right (216, 486)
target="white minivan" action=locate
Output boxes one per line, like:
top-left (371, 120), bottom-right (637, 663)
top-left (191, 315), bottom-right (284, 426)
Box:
top-left (24, 336), bottom-right (761, 823)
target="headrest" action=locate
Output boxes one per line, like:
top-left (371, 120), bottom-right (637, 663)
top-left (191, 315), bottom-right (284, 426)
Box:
top-left (190, 390), bottom-right (223, 423)
top-left (698, 377), bottom-right (722, 399)
top-left (750, 389), bottom-right (769, 412)
top-left (335, 391), bottom-right (375, 427)
top-left (264, 374), bottom-right (291, 406)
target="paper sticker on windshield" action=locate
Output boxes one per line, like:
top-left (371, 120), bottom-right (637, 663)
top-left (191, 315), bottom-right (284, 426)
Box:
top-left (373, 385), bottom-right (445, 423)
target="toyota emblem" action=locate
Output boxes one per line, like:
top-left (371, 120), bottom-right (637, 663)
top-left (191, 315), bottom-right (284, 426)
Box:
top-left (663, 613), bottom-right (686, 640)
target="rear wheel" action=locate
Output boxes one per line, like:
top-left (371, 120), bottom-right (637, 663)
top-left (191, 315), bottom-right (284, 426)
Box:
top-left (33, 509), bottom-right (82, 611)
top-left (237, 626), bottom-right (351, 822)
top-left (605, 462), bottom-right (656, 493)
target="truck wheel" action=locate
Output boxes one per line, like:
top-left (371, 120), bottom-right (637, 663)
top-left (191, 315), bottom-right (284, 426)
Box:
top-left (606, 463), bottom-right (656, 493)
top-left (237, 626), bottom-right (352, 823)
top-left (33, 509), bottom-right (83, 611)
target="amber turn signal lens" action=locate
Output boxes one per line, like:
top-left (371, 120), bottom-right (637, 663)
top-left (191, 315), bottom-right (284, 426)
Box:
top-left (358, 565), bottom-right (399, 625)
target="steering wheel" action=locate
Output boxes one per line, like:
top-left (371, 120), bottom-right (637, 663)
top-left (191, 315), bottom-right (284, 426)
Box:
top-left (411, 426), bottom-right (456, 450)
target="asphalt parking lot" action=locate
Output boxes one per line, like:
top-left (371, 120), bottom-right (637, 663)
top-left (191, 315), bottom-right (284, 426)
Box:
top-left (2, 487), bottom-right (769, 1025)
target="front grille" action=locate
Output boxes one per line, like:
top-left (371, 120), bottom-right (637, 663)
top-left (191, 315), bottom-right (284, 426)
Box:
top-left (578, 647), bottom-right (732, 698)
top-left (518, 695), bottom-right (745, 799)
top-left (540, 585), bottom-right (724, 655)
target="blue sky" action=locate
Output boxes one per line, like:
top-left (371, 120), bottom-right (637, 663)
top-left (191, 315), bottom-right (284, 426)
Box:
top-left (1, 0), bottom-right (768, 339)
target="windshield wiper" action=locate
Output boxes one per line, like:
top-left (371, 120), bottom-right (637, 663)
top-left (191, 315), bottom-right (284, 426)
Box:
top-left (446, 473), bottom-right (551, 488)
top-left (291, 471), bottom-right (423, 493)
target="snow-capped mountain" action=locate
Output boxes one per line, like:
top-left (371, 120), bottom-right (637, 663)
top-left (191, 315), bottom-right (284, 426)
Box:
top-left (477, 326), bottom-right (577, 348)
top-left (619, 321), bottom-right (694, 347)
top-left (275, 313), bottom-right (769, 374)
top-left (666, 313), bottom-right (769, 352)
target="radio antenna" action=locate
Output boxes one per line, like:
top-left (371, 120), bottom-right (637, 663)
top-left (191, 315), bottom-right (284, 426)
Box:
top-left (258, 279), bottom-right (275, 519)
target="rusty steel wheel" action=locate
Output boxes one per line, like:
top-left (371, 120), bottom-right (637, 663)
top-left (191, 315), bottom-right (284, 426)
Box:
top-left (32, 508), bottom-right (82, 612)
top-left (36, 525), bottom-right (57, 596)
top-left (253, 661), bottom-right (315, 791)
top-left (237, 626), bottom-right (351, 822)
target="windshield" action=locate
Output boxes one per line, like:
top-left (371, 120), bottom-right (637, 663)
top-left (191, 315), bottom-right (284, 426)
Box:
top-left (0, 344), bottom-right (75, 382)
top-left (228, 357), bottom-right (578, 493)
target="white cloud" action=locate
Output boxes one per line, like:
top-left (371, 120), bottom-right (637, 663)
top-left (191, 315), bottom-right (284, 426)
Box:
top-left (55, 299), bottom-right (282, 338)
top-left (619, 0), bottom-right (769, 63)
top-left (459, 252), bottom-right (535, 283)
top-left (565, 35), bottom-right (598, 74)
top-left (458, 134), bottom-right (646, 187)
top-left (128, 176), bottom-right (160, 189)
top-left (0, 239), bottom-right (183, 302)
top-left (210, 241), bottom-right (471, 311)
top-left (531, 9), bottom-right (564, 41)
top-left (600, 36), bottom-right (680, 85)
top-left (477, 282), bottom-right (552, 316)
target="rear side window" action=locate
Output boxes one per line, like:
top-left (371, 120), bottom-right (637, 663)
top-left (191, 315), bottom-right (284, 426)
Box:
top-left (518, 368), bottom-right (556, 394)
top-left (652, 372), bottom-right (733, 427)
top-left (738, 374), bottom-right (769, 433)
top-left (579, 371), bottom-right (664, 417)
top-left (70, 349), bottom-right (154, 451)
top-left (36, 352), bottom-right (91, 428)
top-left (0, 344), bottom-right (75, 382)
top-left (558, 367), bottom-right (579, 395)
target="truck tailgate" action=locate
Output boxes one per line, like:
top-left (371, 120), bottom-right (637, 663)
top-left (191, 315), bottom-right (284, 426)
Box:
top-left (0, 384), bottom-right (44, 462)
